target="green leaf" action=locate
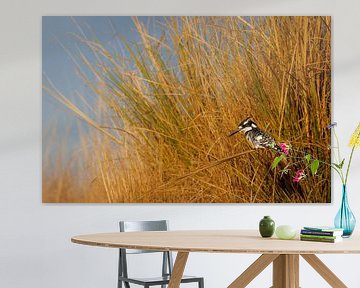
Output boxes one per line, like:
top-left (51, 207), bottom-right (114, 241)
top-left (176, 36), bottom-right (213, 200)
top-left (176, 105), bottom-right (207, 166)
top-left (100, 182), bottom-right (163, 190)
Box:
top-left (333, 159), bottom-right (345, 169)
top-left (310, 159), bottom-right (320, 176)
top-left (304, 154), bottom-right (311, 163)
top-left (272, 155), bottom-right (285, 169)
top-left (339, 158), bottom-right (345, 169)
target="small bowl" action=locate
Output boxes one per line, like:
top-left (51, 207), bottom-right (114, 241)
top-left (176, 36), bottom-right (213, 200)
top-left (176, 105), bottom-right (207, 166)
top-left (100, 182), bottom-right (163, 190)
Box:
top-left (275, 225), bottom-right (297, 240)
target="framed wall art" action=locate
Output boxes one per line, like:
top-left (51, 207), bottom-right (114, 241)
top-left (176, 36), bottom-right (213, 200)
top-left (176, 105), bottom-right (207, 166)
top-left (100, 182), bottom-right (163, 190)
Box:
top-left (43, 16), bottom-right (331, 203)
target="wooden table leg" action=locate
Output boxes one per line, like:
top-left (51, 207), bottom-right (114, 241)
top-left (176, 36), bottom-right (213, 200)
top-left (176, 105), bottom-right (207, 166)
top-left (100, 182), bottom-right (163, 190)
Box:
top-left (301, 254), bottom-right (347, 288)
top-left (272, 254), bottom-right (299, 288)
top-left (228, 254), bottom-right (279, 288)
top-left (168, 252), bottom-right (189, 288)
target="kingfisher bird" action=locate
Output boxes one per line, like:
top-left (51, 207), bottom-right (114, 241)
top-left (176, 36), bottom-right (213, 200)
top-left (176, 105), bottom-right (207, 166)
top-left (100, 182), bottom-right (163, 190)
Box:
top-left (229, 117), bottom-right (282, 153)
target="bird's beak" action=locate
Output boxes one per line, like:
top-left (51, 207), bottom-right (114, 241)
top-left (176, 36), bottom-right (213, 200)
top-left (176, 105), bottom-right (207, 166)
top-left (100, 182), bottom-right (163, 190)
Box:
top-left (228, 128), bottom-right (240, 137)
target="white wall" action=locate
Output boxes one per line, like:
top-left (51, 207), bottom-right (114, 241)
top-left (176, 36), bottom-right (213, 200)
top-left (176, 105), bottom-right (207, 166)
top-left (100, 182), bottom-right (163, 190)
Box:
top-left (1, 0), bottom-right (360, 287)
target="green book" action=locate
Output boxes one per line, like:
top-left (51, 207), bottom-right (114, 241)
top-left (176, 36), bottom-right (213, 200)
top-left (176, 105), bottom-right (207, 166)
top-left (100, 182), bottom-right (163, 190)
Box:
top-left (300, 236), bottom-right (342, 243)
top-left (300, 234), bottom-right (339, 240)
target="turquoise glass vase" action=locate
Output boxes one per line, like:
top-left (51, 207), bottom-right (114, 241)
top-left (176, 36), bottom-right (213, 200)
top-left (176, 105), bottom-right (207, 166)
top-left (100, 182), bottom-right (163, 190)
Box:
top-left (334, 185), bottom-right (356, 237)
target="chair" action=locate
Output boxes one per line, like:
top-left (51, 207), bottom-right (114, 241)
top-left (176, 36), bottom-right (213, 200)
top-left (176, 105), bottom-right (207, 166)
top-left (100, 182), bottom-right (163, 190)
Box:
top-left (118, 220), bottom-right (204, 288)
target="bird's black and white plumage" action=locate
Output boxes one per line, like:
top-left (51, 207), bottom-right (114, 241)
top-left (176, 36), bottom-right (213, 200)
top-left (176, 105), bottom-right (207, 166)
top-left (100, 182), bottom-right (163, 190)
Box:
top-left (229, 117), bottom-right (282, 153)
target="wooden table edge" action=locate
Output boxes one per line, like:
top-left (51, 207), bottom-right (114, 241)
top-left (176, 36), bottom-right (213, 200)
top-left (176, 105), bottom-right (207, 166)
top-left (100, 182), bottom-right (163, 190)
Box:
top-left (71, 237), bottom-right (360, 254)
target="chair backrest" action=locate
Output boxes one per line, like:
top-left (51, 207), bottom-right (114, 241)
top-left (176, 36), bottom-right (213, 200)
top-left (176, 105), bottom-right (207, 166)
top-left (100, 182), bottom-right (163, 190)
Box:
top-left (119, 220), bottom-right (169, 254)
top-left (118, 220), bottom-right (174, 282)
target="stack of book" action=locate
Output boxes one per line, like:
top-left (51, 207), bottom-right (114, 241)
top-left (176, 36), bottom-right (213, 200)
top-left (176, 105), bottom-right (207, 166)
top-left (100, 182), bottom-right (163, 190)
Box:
top-left (300, 226), bottom-right (344, 243)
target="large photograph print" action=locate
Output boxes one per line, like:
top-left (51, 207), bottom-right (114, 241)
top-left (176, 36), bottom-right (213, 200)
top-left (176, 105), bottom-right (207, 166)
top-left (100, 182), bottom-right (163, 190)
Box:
top-left (43, 16), bottom-right (331, 203)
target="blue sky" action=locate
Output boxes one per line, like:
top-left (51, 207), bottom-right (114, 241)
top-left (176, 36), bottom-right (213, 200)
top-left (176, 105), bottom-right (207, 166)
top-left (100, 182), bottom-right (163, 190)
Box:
top-left (42, 16), bottom-right (150, 152)
top-left (43, 17), bottom-right (138, 111)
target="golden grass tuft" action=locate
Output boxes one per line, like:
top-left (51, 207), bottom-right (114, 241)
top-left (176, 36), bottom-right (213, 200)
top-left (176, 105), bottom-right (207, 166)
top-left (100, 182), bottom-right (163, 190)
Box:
top-left (43, 16), bottom-right (331, 203)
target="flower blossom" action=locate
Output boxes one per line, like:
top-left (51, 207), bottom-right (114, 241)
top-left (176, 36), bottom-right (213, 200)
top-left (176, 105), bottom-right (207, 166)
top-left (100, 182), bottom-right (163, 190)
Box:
top-left (293, 169), bottom-right (305, 183)
top-left (349, 122), bottom-right (360, 148)
top-left (279, 143), bottom-right (289, 155)
top-left (327, 122), bottom-right (337, 129)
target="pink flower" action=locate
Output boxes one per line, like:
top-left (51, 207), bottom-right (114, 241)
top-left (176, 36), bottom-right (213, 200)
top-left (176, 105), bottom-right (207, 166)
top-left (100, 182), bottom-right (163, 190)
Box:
top-left (279, 143), bottom-right (289, 155)
top-left (293, 169), bottom-right (305, 183)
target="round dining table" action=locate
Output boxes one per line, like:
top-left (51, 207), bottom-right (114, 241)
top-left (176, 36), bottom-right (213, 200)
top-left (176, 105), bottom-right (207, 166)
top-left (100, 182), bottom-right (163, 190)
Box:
top-left (72, 230), bottom-right (360, 288)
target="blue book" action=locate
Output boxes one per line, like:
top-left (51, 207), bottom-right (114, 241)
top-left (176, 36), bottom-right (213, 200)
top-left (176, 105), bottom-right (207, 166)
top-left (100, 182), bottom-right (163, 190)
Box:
top-left (302, 226), bottom-right (343, 237)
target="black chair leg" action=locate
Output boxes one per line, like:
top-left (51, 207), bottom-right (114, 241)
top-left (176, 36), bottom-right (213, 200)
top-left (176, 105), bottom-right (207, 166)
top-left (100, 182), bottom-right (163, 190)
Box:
top-left (198, 278), bottom-right (204, 288)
